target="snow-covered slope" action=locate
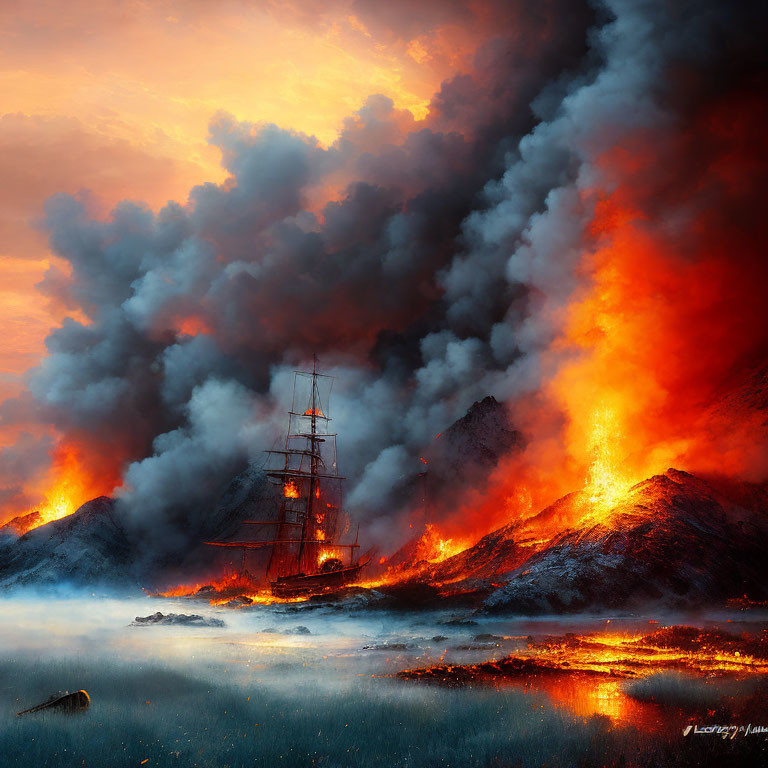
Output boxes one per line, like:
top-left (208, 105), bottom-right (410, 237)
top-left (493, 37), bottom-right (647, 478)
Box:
top-left (0, 497), bottom-right (135, 589)
top-left (481, 469), bottom-right (768, 612)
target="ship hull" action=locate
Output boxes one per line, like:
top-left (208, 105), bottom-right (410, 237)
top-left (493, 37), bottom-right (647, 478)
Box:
top-left (270, 563), bottom-right (364, 598)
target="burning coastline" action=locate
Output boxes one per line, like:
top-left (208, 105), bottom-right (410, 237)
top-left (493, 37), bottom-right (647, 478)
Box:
top-left (0, 1), bottom-right (767, 766)
top-left (0, 0), bottom-right (766, 597)
top-left (0, 0), bottom-right (765, 718)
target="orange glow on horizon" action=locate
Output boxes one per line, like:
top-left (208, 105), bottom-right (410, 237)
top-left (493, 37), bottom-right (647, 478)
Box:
top-left (8, 441), bottom-right (119, 534)
top-left (0, 0), bottom-right (487, 522)
top-left (416, 523), bottom-right (467, 564)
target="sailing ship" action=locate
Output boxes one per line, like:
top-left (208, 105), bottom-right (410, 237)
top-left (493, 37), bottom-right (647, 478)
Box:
top-left (206, 357), bottom-right (370, 597)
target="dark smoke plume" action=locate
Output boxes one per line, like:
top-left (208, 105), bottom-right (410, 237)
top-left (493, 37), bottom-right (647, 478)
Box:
top-left (2, 0), bottom-right (766, 564)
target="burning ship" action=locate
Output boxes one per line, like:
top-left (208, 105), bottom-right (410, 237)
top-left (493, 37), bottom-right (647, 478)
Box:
top-left (206, 357), bottom-right (370, 598)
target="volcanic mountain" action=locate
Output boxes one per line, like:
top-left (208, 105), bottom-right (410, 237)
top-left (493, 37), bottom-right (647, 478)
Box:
top-left (0, 496), bottom-right (135, 590)
top-left (408, 468), bottom-right (768, 613)
top-left (0, 469), bottom-right (280, 591)
top-left (0, 397), bottom-right (515, 591)
top-left (1, 393), bottom-right (767, 612)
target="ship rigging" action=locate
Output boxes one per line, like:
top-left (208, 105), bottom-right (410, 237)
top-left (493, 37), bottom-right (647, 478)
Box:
top-left (205, 356), bottom-right (369, 597)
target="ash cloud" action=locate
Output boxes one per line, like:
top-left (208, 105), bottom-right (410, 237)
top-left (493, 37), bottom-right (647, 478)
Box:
top-left (0, 433), bottom-right (53, 512)
top-left (2, 0), bottom-right (766, 560)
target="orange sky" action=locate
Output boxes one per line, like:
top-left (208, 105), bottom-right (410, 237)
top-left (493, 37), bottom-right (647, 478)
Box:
top-left (0, 1), bottom-right (480, 445)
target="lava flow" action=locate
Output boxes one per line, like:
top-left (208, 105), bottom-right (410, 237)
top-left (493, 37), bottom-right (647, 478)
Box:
top-left (416, 524), bottom-right (468, 565)
top-left (350, 523), bottom-right (473, 592)
top-left (400, 625), bottom-right (768, 729)
top-left (157, 572), bottom-right (309, 606)
top-left (401, 626), bottom-right (768, 682)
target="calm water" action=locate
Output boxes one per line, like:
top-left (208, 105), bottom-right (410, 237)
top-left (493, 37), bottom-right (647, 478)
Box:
top-left (0, 595), bottom-right (766, 767)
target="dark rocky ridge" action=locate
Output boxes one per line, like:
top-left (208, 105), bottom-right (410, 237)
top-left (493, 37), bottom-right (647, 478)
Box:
top-left (427, 395), bottom-right (524, 486)
top-left (329, 466), bottom-right (768, 614)
top-left (0, 470), bottom-right (281, 591)
top-left (0, 496), bottom-right (135, 589)
top-left (1, 395), bottom-right (767, 614)
top-left (470, 469), bottom-right (768, 613)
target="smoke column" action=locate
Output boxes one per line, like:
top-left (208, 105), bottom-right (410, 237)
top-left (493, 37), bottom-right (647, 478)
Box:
top-left (1, 0), bottom-right (766, 559)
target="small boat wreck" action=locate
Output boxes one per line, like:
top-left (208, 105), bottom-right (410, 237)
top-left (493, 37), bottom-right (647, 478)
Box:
top-left (17, 689), bottom-right (90, 716)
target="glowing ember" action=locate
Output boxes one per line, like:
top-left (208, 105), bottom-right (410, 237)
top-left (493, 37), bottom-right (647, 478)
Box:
top-left (283, 480), bottom-right (299, 499)
top-left (416, 523), bottom-right (467, 564)
top-left (318, 549), bottom-right (342, 566)
top-left (175, 314), bottom-right (212, 336)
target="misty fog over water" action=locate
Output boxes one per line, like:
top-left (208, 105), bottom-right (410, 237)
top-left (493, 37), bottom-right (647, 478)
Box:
top-left (2, 595), bottom-right (767, 767)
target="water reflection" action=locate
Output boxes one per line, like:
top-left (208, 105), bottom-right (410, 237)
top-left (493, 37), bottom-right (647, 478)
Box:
top-left (1, 595), bottom-right (766, 738)
top-left (521, 676), bottom-right (664, 730)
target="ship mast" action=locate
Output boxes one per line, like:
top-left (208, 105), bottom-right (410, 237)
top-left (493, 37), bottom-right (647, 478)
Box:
top-left (205, 356), bottom-right (361, 581)
top-left (299, 354), bottom-right (319, 571)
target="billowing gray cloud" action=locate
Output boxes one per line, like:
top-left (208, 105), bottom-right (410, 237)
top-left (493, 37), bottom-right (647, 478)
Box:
top-left (3, 0), bottom-right (765, 561)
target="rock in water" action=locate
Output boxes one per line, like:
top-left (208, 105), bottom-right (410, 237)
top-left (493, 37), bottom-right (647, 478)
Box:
top-left (131, 611), bottom-right (225, 627)
top-left (260, 625), bottom-right (311, 635)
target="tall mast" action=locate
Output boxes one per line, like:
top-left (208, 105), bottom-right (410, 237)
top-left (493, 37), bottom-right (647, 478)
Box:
top-left (298, 354), bottom-right (319, 572)
top-left (206, 355), bottom-right (357, 582)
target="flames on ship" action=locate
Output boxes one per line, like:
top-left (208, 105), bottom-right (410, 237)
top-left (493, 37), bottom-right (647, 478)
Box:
top-left (283, 480), bottom-right (300, 499)
top-left (158, 516), bottom-right (469, 604)
top-left (0, 4), bottom-right (763, 626)
top-left (318, 549), bottom-right (343, 566)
